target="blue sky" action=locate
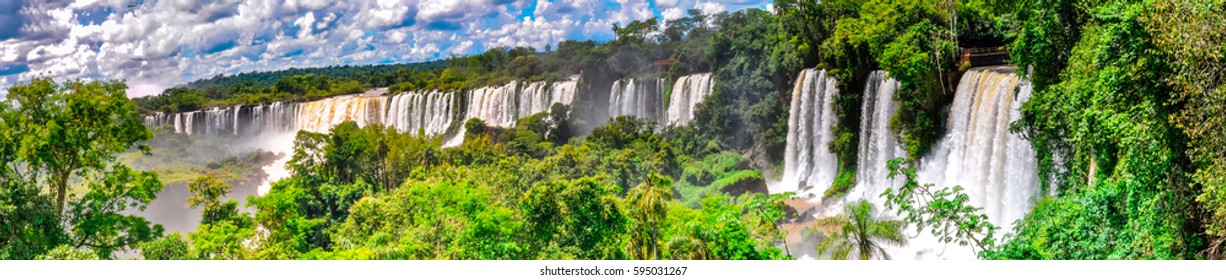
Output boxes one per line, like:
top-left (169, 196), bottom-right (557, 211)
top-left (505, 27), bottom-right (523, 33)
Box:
top-left (0, 0), bottom-right (772, 97)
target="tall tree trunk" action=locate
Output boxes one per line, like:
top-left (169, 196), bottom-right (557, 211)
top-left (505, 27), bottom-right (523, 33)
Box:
top-left (782, 234), bottom-right (791, 258)
top-left (651, 224), bottom-right (659, 260)
top-left (55, 171), bottom-right (70, 215)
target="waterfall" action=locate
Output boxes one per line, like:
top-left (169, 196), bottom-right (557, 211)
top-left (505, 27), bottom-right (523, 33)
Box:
top-left (144, 102), bottom-right (292, 136)
top-left (518, 78), bottom-right (578, 118)
top-left (145, 78), bottom-right (581, 149)
top-left (466, 82), bottom-right (519, 127)
top-left (142, 88), bottom-right (468, 195)
top-left (446, 77), bottom-right (581, 147)
top-left (775, 66), bottom-right (1039, 260)
top-left (294, 94), bottom-right (385, 133)
top-left (608, 77), bottom-right (666, 123)
top-left (666, 73), bottom-right (713, 126)
top-left (551, 78), bottom-right (578, 108)
top-left (386, 90), bottom-right (459, 136)
top-left (519, 82), bottom-right (550, 118)
top-left (184, 111), bottom-right (195, 135)
top-left (143, 88), bottom-right (463, 138)
top-left (231, 105), bottom-right (241, 135)
top-left (143, 81), bottom-right (583, 190)
top-left (781, 69), bottom-right (840, 195)
top-left (917, 66), bottom-right (1040, 231)
top-left (847, 71), bottom-right (905, 201)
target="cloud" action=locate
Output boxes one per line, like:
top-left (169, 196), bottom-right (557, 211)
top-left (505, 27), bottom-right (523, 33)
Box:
top-left (661, 8), bottom-right (685, 22)
top-left (0, 0), bottom-right (772, 97)
top-left (695, 1), bottom-right (728, 15)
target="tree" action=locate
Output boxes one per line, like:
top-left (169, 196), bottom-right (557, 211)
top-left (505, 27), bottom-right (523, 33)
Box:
top-left (521, 177), bottom-right (628, 259)
top-left (64, 165), bottom-right (165, 258)
top-left (993, 2), bottom-right (1195, 259)
top-left (1010, 0), bottom-right (1089, 92)
top-left (675, 196), bottom-right (786, 260)
top-left (0, 176), bottom-right (65, 259)
top-left (1144, 0), bottom-right (1226, 259)
top-left (3, 78), bottom-right (153, 215)
top-left (546, 103), bottom-right (572, 145)
top-left (626, 173), bottom-right (673, 259)
top-left (2, 78), bottom-right (163, 259)
top-left (743, 192), bottom-right (794, 257)
top-left (247, 180), bottom-right (326, 259)
top-left (607, 18), bottom-right (666, 76)
top-left (327, 180), bottom-right (521, 260)
top-left (35, 246), bottom-right (100, 260)
top-left (188, 175), bottom-right (234, 225)
top-left (882, 158), bottom-right (995, 254)
top-left (813, 200), bottom-right (906, 260)
top-left (699, 9), bottom-right (790, 156)
top-left (0, 104), bottom-right (64, 259)
top-left (774, 0), bottom-right (861, 72)
top-left (821, 0), bottom-right (960, 160)
top-left (664, 9), bottom-right (714, 76)
top-left (140, 233), bottom-right (191, 260)
top-left (589, 116), bottom-right (657, 150)
top-left (189, 217), bottom-right (254, 260)
top-left (184, 175), bottom-right (255, 260)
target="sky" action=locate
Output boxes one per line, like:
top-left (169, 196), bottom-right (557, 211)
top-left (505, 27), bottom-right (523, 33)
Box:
top-left (0, 0), bottom-right (773, 98)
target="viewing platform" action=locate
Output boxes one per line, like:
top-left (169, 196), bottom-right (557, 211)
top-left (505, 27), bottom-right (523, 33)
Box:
top-left (960, 47), bottom-right (1010, 67)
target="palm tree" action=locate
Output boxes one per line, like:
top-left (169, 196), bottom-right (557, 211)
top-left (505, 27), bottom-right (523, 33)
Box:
top-left (813, 199), bottom-right (907, 260)
top-left (664, 234), bottom-right (710, 260)
top-left (626, 173), bottom-right (673, 259)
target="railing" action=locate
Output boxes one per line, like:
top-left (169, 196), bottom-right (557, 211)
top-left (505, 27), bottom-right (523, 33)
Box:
top-left (960, 47), bottom-right (1007, 55)
top-left (960, 47), bottom-right (1010, 67)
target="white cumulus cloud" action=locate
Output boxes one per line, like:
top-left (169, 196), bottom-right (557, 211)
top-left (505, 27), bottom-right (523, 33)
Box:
top-left (0, 0), bottom-right (773, 97)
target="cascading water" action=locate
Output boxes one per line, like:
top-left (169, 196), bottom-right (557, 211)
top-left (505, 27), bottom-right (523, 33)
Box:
top-left (827, 66), bottom-right (1040, 260)
top-left (145, 76), bottom-right (586, 193)
top-left (148, 77), bottom-right (583, 153)
top-left (608, 77), bottom-right (666, 123)
top-left (386, 90), bottom-right (459, 136)
top-left (519, 81), bottom-right (548, 118)
top-left (874, 66), bottom-right (1038, 259)
top-left (294, 94), bottom-right (386, 133)
top-left (466, 82), bottom-right (520, 128)
top-left (144, 101), bottom-right (298, 136)
top-left (916, 66), bottom-right (1040, 233)
top-left (776, 66), bottom-right (1039, 260)
top-left (446, 77), bottom-right (580, 147)
top-left (846, 71), bottom-right (905, 201)
top-left (517, 78), bottom-right (579, 118)
top-left (550, 78), bottom-right (578, 109)
top-left (780, 69), bottom-right (840, 195)
top-left (144, 88), bottom-right (465, 194)
top-left (144, 88), bottom-right (461, 138)
top-left (666, 73), bottom-right (713, 126)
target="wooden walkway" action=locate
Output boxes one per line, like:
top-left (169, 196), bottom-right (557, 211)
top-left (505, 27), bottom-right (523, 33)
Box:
top-left (960, 47), bottom-right (1010, 67)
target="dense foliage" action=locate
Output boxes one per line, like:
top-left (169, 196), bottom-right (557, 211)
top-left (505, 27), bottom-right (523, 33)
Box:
top-left (1144, 0), bottom-right (1226, 258)
top-left (776, 0), bottom-right (1226, 260)
top-left (981, 0), bottom-right (1226, 260)
top-left (184, 61), bottom-right (447, 90)
top-left (771, 0), bottom-right (1011, 199)
top-left (5, 1), bottom-right (1226, 261)
top-left (0, 79), bottom-right (164, 259)
top-left (127, 115), bottom-right (786, 260)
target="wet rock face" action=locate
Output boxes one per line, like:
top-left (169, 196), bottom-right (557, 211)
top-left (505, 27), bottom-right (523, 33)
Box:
top-left (719, 176), bottom-right (768, 197)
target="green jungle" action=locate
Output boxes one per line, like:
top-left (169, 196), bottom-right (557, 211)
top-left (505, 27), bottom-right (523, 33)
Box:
top-left (1, 0), bottom-right (1224, 260)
